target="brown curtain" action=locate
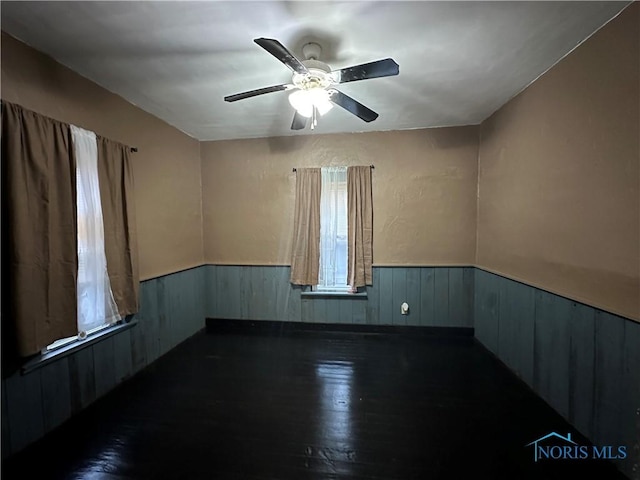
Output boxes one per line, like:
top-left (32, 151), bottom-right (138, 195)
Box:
top-left (96, 136), bottom-right (139, 315)
top-left (1, 101), bottom-right (78, 359)
top-left (290, 168), bottom-right (321, 285)
top-left (347, 166), bottom-right (373, 287)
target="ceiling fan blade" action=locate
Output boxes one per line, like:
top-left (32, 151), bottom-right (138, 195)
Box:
top-left (224, 84), bottom-right (291, 102)
top-left (328, 89), bottom-right (379, 123)
top-left (331, 58), bottom-right (399, 84)
top-left (291, 110), bottom-right (308, 130)
top-left (254, 38), bottom-right (309, 75)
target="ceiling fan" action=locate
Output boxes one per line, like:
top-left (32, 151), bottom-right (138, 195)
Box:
top-left (224, 38), bottom-right (399, 130)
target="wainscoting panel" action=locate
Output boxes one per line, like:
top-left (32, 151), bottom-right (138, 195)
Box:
top-left (4, 368), bottom-right (43, 455)
top-left (6, 264), bottom-right (634, 476)
top-left (1, 266), bottom-right (206, 459)
top-left (39, 357), bottom-right (71, 433)
top-left (205, 265), bottom-right (474, 327)
top-left (474, 268), bottom-right (639, 478)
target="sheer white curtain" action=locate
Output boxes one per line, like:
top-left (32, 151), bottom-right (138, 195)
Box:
top-left (318, 166), bottom-right (348, 289)
top-left (71, 125), bottom-right (121, 336)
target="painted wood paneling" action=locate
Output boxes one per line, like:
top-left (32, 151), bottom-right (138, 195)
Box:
top-left (448, 268), bottom-right (464, 326)
top-left (497, 278), bottom-right (517, 370)
top-left (313, 295), bottom-right (328, 323)
top-left (227, 267), bottom-right (242, 319)
top-left (206, 265), bottom-right (474, 328)
top-left (157, 277), bottom-right (171, 355)
top-left (568, 302), bottom-right (596, 439)
top-left (337, 298), bottom-right (352, 324)
top-left (140, 278), bottom-right (160, 364)
top-left (365, 268), bottom-right (380, 325)
top-left (474, 269), bottom-right (500, 355)
top-left (3, 266), bottom-right (206, 459)
top-left (129, 316), bottom-right (148, 374)
top-left (378, 267), bottom-right (394, 324)
top-left (420, 267), bottom-right (435, 326)
top-left (352, 298), bottom-right (367, 324)
top-left (391, 268), bottom-right (407, 326)
top-left (513, 281), bottom-right (535, 387)
top-left (534, 291), bottom-right (572, 419)
top-left (93, 336), bottom-right (116, 399)
top-left (462, 267), bottom-right (475, 328)
top-left (301, 295), bottom-right (313, 323)
top-left (405, 268), bottom-right (421, 326)
top-left (496, 279), bottom-right (536, 386)
top-left (434, 268), bottom-right (449, 324)
top-left (8, 264), bottom-right (634, 476)
top-left (113, 328), bottom-right (133, 383)
top-left (593, 311), bottom-right (625, 446)
top-left (621, 320), bottom-right (640, 472)
top-left (5, 369), bottom-right (43, 454)
top-left (205, 262), bottom-right (217, 317)
top-left (40, 357), bottom-right (72, 432)
top-left (69, 346), bottom-right (97, 412)
top-left (473, 269), bottom-right (639, 479)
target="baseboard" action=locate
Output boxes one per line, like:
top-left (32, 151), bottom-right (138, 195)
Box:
top-left (206, 318), bottom-right (474, 337)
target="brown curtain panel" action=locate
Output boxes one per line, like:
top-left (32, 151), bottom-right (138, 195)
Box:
top-left (96, 136), bottom-right (139, 315)
top-left (1, 102), bottom-right (78, 359)
top-left (347, 166), bottom-right (373, 288)
top-left (290, 168), bottom-right (321, 285)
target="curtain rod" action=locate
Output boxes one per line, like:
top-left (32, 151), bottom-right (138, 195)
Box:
top-left (292, 165), bottom-right (374, 172)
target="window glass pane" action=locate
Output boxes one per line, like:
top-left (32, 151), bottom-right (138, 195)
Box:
top-left (318, 166), bottom-right (349, 290)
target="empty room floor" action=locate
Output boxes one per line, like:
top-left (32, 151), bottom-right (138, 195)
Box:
top-left (2, 328), bottom-right (626, 479)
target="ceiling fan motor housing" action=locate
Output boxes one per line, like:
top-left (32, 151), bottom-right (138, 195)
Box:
top-left (293, 59), bottom-right (333, 90)
top-left (302, 42), bottom-right (322, 61)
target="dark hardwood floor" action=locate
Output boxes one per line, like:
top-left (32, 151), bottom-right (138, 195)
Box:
top-left (2, 328), bottom-right (626, 479)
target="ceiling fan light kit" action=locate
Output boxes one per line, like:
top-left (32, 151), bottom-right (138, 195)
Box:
top-left (224, 37), bottom-right (399, 131)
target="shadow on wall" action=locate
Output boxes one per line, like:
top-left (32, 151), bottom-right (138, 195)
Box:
top-left (267, 131), bottom-right (309, 154)
top-left (420, 124), bottom-right (480, 150)
top-left (265, 125), bottom-right (481, 156)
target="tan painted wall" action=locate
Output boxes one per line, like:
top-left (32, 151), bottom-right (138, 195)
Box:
top-left (201, 127), bottom-right (479, 266)
top-left (477, 4), bottom-right (639, 321)
top-left (1, 32), bottom-right (204, 280)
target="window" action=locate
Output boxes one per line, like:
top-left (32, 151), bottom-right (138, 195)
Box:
top-left (45, 126), bottom-right (121, 352)
top-left (317, 166), bottom-right (350, 292)
top-left (290, 165), bottom-right (371, 291)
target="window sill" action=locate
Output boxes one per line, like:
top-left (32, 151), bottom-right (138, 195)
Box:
top-left (21, 319), bottom-right (137, 375)
top-left (301, 291), bottom-right (368, 299)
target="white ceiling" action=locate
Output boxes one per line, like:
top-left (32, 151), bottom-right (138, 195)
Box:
top-left (0, 1), bottom-right (629, 141)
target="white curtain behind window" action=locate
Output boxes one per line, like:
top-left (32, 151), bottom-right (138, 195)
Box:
top-left (318, 166), bottom-right (348, 289)
top-left (71, 125), bottom-right (121, 335)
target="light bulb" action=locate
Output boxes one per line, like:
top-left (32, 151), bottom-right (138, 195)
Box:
top-left (288, 90), bottom-right (313, 118)
top-left (315, 97), bottom-right (333, 116)
top-left (308, 88), bottom-right (333, 116)
top-left (289, 88), bottom-right (333, 118)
